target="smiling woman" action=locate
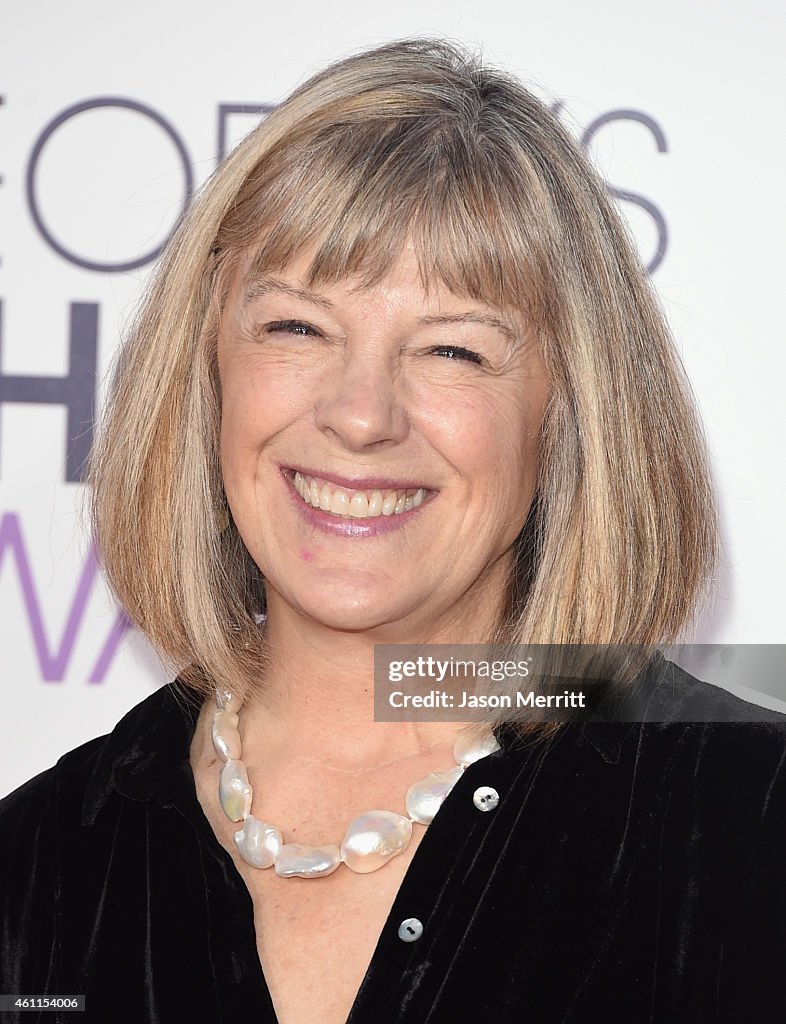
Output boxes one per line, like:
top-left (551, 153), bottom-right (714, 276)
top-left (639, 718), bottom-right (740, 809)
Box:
top-left (2, 35), bottom-right (786, 1024)
top-left (90, 34), bottom-right (716, 676)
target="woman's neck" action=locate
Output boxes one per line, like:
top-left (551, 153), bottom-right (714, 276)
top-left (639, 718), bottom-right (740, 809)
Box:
top-left (234, 590), bottom-right (500, 773)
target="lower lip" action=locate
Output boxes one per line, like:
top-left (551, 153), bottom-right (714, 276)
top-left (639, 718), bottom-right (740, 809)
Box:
top-left (282, 471), bottom-right (432, 538)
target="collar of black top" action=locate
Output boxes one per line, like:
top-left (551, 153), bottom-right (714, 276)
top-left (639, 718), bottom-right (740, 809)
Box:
top-left (80, 656), bottom-right (786, 826)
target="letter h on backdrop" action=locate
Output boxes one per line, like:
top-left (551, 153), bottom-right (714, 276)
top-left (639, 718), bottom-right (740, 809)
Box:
top-left (0, 299), bottom-right (98, 482)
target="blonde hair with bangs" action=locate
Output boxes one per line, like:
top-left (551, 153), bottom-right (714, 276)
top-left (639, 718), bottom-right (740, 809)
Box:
top-left (89, 37), bottom-right (718, 702)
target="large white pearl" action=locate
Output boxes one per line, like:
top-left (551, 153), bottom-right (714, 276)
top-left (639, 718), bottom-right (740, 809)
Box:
top-left (219, 759), bottom-right (252, 821)
top-left (215, 687), bottom-right (240, 713)
top-left (340, 811), bottom-right (413, 873)
top-left (212, 710), bottom-right (241, 762)
top-left (275, 843), bottom-right (341, 878)
top-left (453, 728), bottom-right (500, 767)
top-left (405, 766), bottom-right (464, 825)
top-left (234, 815), bottom-right (282, 869)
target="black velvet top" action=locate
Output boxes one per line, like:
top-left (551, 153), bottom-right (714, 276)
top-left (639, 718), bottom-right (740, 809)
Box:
top-left (2, 659), bottom-right (786, 1023)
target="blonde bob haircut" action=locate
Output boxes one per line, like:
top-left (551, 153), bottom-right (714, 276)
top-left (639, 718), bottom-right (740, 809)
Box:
top-left (90, 37), bottom-right (718, 701)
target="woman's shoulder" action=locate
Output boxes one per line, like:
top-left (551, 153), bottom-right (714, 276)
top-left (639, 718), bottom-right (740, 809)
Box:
top-left (0, 733), bottom-right (105, 840)
top-left (0, 732), bottom-right (112, 994)
top-left (567, 656), bottom-right (786, 823)
top-left (640, 657), bottom-right (786, 764)
top-left (0, 681), bottom-right (202, 998)
top-left (582, 653), bottom-right (786, 737)
top-left (645, 653), bottom-right (786, 722)
top-left (0, 680), bottom-right (200, 844)
top-left (0, 682), bottom-right (202, 982)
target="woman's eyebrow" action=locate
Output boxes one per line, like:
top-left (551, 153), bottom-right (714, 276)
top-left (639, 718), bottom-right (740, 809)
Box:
top-left (243, 276), bottom-right (518, 343)
top-left (243, 276), bottom-right (335, 311)
top-left (417, 312), bottom-right (518, 344)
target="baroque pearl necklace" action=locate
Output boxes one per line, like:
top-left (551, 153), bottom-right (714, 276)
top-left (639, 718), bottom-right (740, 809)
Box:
top-left (211, 688), bottom-right (501, 878)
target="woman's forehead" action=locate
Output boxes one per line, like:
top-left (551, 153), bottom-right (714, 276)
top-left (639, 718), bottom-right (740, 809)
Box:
top-left (233, 236), bottom-right (531, 323)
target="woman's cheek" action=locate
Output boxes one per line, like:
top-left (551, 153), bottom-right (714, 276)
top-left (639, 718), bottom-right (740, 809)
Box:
top-left (445, 395), bottom-right (533, 471)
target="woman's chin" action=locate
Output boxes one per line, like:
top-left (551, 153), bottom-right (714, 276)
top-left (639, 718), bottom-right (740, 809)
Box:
top-left (266, 581), bottom-right (425, 636)
top-left (295, 597), bottom-right (412, 634)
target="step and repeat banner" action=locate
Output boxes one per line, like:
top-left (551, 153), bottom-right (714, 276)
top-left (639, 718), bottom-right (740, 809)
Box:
top-left (2, 0), bottom-right (785, 796)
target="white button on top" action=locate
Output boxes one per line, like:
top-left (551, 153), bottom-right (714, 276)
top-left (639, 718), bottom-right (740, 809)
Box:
top-left (398, 917), bottom-right (424, 942)
top-left (472, 785), bottom-right (500, 812)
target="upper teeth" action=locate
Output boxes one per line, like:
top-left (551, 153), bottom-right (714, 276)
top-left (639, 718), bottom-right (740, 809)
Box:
top-left (292, 472), bottom-right (427, 518)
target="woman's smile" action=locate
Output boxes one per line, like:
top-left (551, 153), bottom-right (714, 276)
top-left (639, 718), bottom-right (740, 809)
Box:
top-left (281, 466), bottom-right (436, 535)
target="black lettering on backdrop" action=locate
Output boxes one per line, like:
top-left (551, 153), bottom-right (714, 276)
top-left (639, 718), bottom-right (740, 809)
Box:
top-left (581, 109), bottom-right (669, 274)
top-left (0, 300), bottom-right (98, 482)
top-left (26, 98), bottom-right (194, 273)
top-left (24, 97), bottom-right (670, 276)
top-left (217, 104), bottom-right (274, 163)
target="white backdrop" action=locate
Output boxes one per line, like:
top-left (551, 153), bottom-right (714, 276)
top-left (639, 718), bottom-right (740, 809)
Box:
top-left (2, 0), bottom-right (785, 797)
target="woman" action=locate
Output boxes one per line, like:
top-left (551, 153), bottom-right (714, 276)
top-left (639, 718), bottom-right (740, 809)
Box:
top-left (2, 36), bottom-right (785, 1023)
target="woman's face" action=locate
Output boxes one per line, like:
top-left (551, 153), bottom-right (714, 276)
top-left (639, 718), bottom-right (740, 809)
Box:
top-left (217, 242), bottom-right (549, 638)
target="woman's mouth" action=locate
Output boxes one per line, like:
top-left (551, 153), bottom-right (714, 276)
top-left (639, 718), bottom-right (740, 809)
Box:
top-left (290, 470), bottom-right (430, 518)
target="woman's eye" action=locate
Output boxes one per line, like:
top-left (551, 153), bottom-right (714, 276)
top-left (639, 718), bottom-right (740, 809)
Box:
top-left (430, 345), bottom-right (484, 365)
top-left (264, 320), bottom-right (319, 337)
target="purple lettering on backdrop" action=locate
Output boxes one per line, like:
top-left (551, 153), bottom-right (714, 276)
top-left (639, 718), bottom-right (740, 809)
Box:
top-left (0, 511), bottom-right (132, 682)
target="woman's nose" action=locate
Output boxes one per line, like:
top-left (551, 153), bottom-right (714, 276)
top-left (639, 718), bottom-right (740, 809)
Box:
top-left (313, 349), bottom-right (409, 452)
